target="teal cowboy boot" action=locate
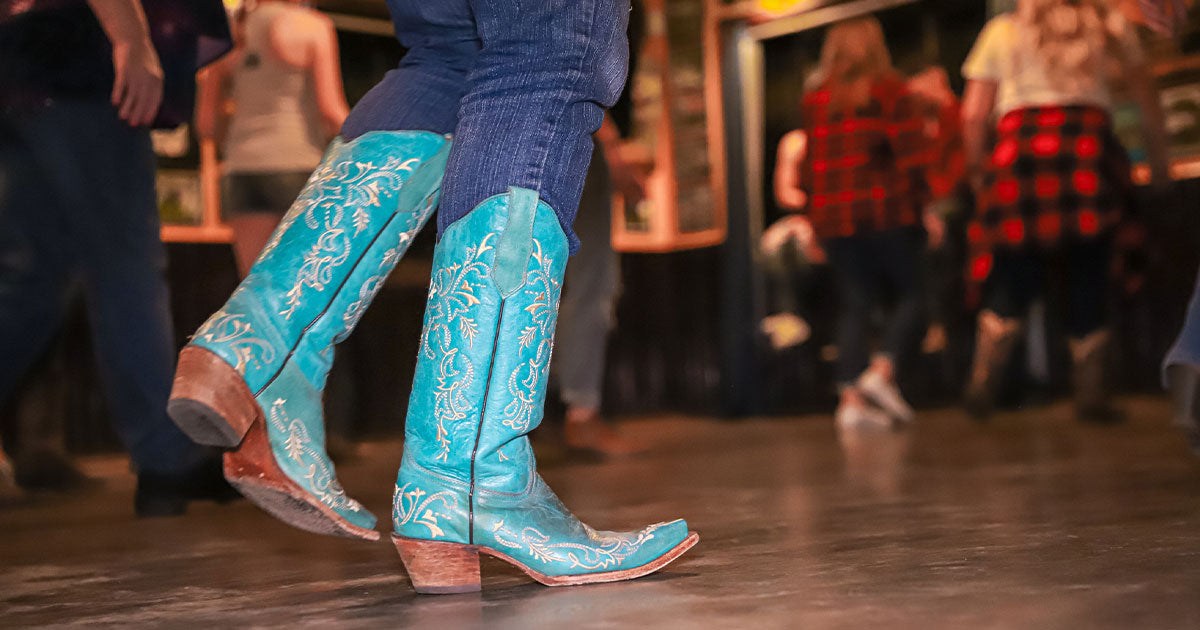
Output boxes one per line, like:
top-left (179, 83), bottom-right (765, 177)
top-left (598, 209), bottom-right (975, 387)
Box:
top-left (390, 187), bottom-right (698, 593)
top-left (168, 131), bottom-right (451, 540)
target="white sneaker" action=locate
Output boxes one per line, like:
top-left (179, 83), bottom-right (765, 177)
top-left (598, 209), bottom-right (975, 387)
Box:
top-left (835, 400), bottom-right (894, 432)
top-left (857, 371), bottom-right (915, 423)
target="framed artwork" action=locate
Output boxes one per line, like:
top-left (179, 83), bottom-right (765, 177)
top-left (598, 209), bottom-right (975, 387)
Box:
top-left (156, 169), bottom-right (203, 226)
top-left (612, 0), bottom-right (727, 252)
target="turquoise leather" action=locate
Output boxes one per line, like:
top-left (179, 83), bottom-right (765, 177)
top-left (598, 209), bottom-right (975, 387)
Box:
top-left (190, 130), bottom-right (451, 529)
top-left (393, 188), bottom-right (689, 576)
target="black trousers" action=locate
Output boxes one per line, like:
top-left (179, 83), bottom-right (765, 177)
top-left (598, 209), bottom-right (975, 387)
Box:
top-left (0, 99), bottom-right (201, 474)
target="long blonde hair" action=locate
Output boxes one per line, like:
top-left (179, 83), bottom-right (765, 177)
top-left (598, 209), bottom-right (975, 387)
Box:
top-left (806, 16), bottom-right (897, 109)
top-left (1017, 0), bottom-right (1133, 90)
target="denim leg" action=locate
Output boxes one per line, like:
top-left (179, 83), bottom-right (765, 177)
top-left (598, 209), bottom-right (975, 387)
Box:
top-left (438, 0), bottom-right (631, 253)
top-left (983, 247), bottom-right (1041, 321)
top-left (341, 0), bottom-right (478, 138)
top-left (1165, 265), bottom-right (1200, 382)
top-left (825, 237), bottom-right (874, 386)
top-left (879, 228), bottom-right (927, 369)
top-left (20, 102), bottom-right (203, 475)
top-left (1062, 238), bottom-right (1111, 338)
top-left (552, 151), bottom-right (620, 410)
top-left (0, 117), bottom-right (72, 407)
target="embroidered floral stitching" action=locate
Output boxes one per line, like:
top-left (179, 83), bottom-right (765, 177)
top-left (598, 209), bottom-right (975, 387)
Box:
top-left (267, 398), bottom-right (363, 513)
top-left (393, 483), bottom-right (459, 539)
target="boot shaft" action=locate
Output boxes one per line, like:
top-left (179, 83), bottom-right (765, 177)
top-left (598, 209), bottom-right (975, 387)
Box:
top-left (173, 130), bottom-right (451, 538)
top-left (393, 190), bottom-right (698, 584)
top-left (191, 131), bottom-right (450, 394)
top-left (403, 188), bottom-right (568, 494)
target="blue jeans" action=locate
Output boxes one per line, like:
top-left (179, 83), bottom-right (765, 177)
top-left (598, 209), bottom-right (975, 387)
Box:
top-left (824, 227), bottom-right (926, 386)
top-left (341, 0), bottom-right (631, 253)
top-left (0, 100), bottom-right (205, 475)
top-left (1165, 266), bottom-right (1200, 382)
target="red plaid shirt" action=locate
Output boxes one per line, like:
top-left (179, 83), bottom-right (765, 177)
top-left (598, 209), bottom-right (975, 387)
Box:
top-left (925, 96), bottom-right (965, 201)
top-left (799, 78), bottom-right (937, 240)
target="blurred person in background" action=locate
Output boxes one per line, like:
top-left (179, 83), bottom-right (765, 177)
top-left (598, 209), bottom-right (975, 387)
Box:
top-left (1165, 270), bottom-right (1200, 455)
top-left (960, 0), bottom-right (1169, 422)
top-left (197, 0), bottom-right (350, 277)
top-left (550, 116), bottom-right (647, 459)
top-left (549, 4), bottom-right (647, 459)
top-left (0, 0), bottom-right (233, 515)
top-left (166, 0), bottom-right (696, 592)
top-left (907, 66), bottom-right (967, 363)
top-left (762, 129), bottom-right (816, 352)
top-left (763, 16), bottom-right (944, 431)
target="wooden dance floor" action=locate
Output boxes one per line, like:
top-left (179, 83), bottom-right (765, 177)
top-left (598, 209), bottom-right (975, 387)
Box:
top-left (3, 397), bottom-right (1199, 628)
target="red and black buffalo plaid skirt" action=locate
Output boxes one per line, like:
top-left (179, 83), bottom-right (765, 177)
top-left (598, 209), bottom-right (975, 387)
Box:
top-left (967, 105), bottom-right (1132, 284)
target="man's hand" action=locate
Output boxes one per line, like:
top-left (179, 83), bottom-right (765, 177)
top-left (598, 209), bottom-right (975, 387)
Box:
top-left (609, 159), bottom-right (646, 209)
top-left (111, 38), bottom-right (164, 127)
top-left (86, 0), bottom-right (163, 127)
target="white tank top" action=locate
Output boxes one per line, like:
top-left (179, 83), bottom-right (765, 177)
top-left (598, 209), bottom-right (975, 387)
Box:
top-left (223, 1), bottom-right (326, 174)
top-left (962, 14), bottom-right (1144, 117)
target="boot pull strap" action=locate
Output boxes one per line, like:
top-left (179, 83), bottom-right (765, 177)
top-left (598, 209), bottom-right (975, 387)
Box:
top-left (397, 137), bottom-right (453, 212)
top-left (492, 186), bottom-right (539, 298)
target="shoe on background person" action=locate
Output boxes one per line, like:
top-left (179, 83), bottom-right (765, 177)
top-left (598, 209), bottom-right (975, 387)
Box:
top-left (856, 359), bottom-right (914, 424)
top-left (563, 407), bottom-right (645, 458)
top-left (12, 450), bottom-right (98, 493)
top-left (835, 387), bottom-right (895, 432)
top-left (1069, 329), bottom-right (1125, 424)
top-left (1165, 269), bottom-right (1200, 455)
top-left (964, 310), bottom-right (1023, 420)
top-left (761, 312), bottom-right (811, 350)
top-left (1166, 364), bottom-right (1200, 456)
top-left (135, 456), bottom-right (241, 518)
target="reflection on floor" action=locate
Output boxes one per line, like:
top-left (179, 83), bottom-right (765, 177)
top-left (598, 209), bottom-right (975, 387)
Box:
top-left (2, 397), bottom-right (1199, 628)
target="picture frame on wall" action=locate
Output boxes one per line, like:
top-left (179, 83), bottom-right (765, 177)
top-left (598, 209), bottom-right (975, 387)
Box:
top-left (156, 169), bottom-right (204, 226)
top-left (611, 0), bottom-right (728, 253)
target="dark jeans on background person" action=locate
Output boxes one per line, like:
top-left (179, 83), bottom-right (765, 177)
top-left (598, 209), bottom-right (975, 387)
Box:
top-left (824, 227), bottom-right (926, 386)
top-left (1165, 266), bottom-right (1200, 380)
top-left (0, 99), bottom-right (204, 475)
top-left (551, 144), bottom-right (620, 411)
top-left (340, 0), bottom-right (631, 254)
top-left (984, 238), bottom-right (1111, 339)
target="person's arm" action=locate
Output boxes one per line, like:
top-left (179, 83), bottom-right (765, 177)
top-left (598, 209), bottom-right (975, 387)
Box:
top-left (194, 51), bottom-right (239, 143)
top-left (774, 130), bottom-right (808, 210)
top-left (886, 87), bottom-right (947, 248)
top-left (272, 10), bottom-right (350, 137)
top-left (86, 0), bottom-right (163, 126)
top-left (595, 115), bottom-right (647, 207)
top-left (762, 129), bottom-right (824, 260)
top-left (307, 16), bottom-right (349, 136)
top-left (962, 78), bottom-right (998, 193)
